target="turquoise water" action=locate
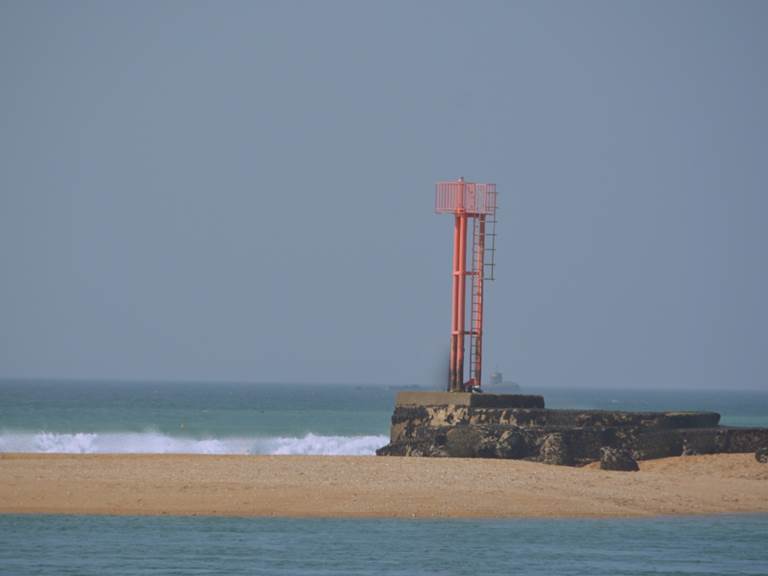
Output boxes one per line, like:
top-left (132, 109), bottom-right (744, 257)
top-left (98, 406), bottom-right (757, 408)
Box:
top-left (0, 381), bottom-right (396, 454)
top-left (0, 380), bottom-right (766, 455)
top-left (1, 514), bottom-right (767, 575)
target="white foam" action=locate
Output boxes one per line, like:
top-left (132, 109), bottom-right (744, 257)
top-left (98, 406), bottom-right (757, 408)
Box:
top-left (259, 433), bottom-right (387, 456)
top-left (0, 431), bottom-right (387, 456)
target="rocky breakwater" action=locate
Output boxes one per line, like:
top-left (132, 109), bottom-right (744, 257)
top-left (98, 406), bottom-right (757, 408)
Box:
top-left (375, 391), bottom-right (768, 467)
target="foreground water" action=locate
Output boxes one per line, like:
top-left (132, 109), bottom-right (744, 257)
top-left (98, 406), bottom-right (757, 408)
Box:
top-left (0, 380), bottom-right (766, 455)
top-left (1, 514), bottom-right (767, 575)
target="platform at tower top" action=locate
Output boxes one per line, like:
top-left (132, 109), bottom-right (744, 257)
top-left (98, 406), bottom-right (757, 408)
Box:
top-left (395, 391), bottom-right (545, 409)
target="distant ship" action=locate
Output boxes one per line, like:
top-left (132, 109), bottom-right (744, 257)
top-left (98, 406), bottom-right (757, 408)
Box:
top-left (489, 371), bottom-right (521, 392)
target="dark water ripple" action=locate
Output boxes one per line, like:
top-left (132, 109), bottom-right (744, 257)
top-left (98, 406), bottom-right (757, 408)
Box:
top-left (1, 514), bottom-right (767, 575)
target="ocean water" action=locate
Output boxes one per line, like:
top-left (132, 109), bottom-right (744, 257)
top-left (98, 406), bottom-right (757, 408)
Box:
top-left (0, 380), bottom-right (394, 455)
top-left (1, 514), bottom-right (767, 575)
top-left (0, 380), bottom-right (767, 455)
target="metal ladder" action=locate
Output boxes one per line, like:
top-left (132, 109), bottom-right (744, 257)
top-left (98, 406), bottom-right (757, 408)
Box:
top-left (468, 215), bottom-right (496, 386)
top-left (484, 214), bottom-right (497, 281)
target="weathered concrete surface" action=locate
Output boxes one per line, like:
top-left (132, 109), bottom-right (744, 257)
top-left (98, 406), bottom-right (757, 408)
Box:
top-left (376, 395), bottom-right (768, 467)
top-left (395, 391), bottom-right (545, 409)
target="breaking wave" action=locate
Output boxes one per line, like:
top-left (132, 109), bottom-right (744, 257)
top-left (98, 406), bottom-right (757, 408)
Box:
top-left (0, 431), bottom-right (388, 456)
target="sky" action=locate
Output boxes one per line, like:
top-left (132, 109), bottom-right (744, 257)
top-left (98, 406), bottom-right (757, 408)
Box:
top-left (1, 1), bottom-right (766, 389)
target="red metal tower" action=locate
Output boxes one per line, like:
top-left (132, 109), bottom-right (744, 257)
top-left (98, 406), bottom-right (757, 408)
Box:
top-left (435, 178), bottom-right (497, 392)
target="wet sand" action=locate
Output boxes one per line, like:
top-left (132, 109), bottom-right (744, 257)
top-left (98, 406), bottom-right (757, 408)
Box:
top-left (1, 453), bottom-right (766, 518)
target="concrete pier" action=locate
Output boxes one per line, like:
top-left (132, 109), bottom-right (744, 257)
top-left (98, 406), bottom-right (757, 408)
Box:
top-left (377, 392), bottom-right (768, 466)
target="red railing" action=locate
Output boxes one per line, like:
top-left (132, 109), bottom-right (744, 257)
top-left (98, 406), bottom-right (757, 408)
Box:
top-left (435, 181), bottom-right (497, 215)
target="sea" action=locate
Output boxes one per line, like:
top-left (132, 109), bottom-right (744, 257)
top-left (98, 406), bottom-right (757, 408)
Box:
top-left (1, 380), bottom-right (767, 575)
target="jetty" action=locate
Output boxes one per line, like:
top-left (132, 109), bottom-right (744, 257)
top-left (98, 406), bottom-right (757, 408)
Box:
top-left (376, 392), bottom-right (768, 468)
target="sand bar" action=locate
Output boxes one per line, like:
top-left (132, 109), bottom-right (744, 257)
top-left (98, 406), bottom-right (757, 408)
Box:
top-left (1, 453), bottom-right (766, 518)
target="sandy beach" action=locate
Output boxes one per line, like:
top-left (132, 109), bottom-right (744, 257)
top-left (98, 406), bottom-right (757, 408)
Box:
top-left (1, 453), bottom-right (766, 518)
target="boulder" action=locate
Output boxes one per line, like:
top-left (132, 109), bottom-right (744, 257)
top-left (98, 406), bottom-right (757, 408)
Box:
top-left (540, 433), bottom-right (573, 466)
top-left (495, 428), bottom-right (530, 459)
top-left (756, 446), bottom-right (768, 464)
top-left (600, 447), bottom-right (639, 471)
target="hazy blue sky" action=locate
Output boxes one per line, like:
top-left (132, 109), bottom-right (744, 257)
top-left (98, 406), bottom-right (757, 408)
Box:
top-left (1, 1), bottom-right (766, 389)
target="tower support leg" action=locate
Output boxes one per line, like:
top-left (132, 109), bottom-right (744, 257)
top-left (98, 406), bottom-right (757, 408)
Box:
top-left (449, 215), bottom-right (460, 391)
top-left (456, 213), bottom-right (468, 390)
